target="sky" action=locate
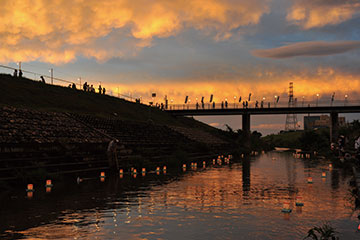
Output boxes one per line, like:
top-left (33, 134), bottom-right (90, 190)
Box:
top-left (1, 0), bottom-right (360, 135)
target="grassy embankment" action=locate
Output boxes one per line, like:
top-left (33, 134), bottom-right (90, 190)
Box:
top-left (0, 73), bottom-right (224, 137)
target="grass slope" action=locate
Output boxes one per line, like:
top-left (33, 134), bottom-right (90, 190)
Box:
top-left (0, 74), bottom-right (223, 135)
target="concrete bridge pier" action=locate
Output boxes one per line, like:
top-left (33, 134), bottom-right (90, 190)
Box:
top-left (330, 112), bottom-right (339, 144)
top-left (242, 113), bottom-right (251, 151)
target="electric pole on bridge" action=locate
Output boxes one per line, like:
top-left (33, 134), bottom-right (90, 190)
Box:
top-left (285, 82), bottom-right (298, 131)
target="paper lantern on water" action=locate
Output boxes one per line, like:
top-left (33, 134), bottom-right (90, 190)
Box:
top-left (329, 163), bottom-right (333, 169)
top-left (295, 196), bottom-right (304, 206)
top-left (120, 173), bottom-right (123, 179)
top-left (133, 169), bottom-right (137, 174)
top-left (321, 172), bottom-right (326, 178)
top-left (46, 187), bottom-right (52, 193)
top-left (213, 159), bottom-right (216, 165)
top-left (100, 172), bottom-right (105, 178)
top-left (156, 167), bottom-right (160, 172)
top-left (281, 202), bottom-right (292, 213)
top-left (119, 169), bottom-right (123, 174)
top-left (26, 184), bottom-right (34, 192)
top-left (307, 177), bottom-right (313, 184)
top-left (203, 161), bottom-right (206, 168)
top-left (45, 179), bottom-right (53, 187)
top-left (163, 166), bottom-right (167, 171)
top-left (142, 168), bottom-right (146, 174)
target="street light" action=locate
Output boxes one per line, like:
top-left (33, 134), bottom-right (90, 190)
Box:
top-left (274, 95), bottom-right (277, 107)
top-left (316, 93), bottom-right (319, 106)
top-left (345, 94), bottom-right (348, 106)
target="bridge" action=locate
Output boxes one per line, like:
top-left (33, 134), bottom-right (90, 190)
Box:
top-left (166, 100), bottom-right (360, 149)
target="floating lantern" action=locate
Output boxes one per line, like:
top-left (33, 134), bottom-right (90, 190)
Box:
top-left (213, 159), bottom-right (216, 165)
top-left (120, 173), bottom-right (123, 179)
top-left (46, 187), bottom-right (52, 193)
top-left (133, 173), bottom-right (137, 178)
top-left (281, 202), bottom-right (292, 213)
top-left (203, 161), bottom-right (206, 168)
top-left (45, 179), bottom-right (53, 187)
top-left (119, 169), bottom-right (123, 174)
top-left (163, 166), bottom-right (167, 171)
top-left (133, 169), bottom-right (137, 174)
top-left (295, 196), bottom-right (304, 206)
top-left (321, 172), bottom-right (326, 178)
top-left (142, 168), bottom-right (146, 174)
top-left (156, 167), bottom-right (160, 172)
top-left (26, 184), bottom-right (34, 192)
top-left (100, 172), bottom-right (105, 178)
top-left (329, 163), bottom-right (333, 169)
top-left (183, 164), bottom-right (186, 172)
top-left (307, 177), bottom-right (313, 184)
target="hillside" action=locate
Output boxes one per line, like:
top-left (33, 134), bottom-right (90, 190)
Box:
top-left (0, 73), bottom-right (222, 135)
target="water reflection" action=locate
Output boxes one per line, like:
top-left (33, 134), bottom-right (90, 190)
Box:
top-left (0, 152), bottom-right (358, 240)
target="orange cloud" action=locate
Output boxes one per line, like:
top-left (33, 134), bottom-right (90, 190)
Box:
top-left (104, 68), bottom-right (360, 104)
top-left (287, 0), bottom-right (360, 29)
top-left (0, 0), bottom-right (269, 64)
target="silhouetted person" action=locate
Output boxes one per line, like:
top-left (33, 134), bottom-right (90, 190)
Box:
top-left (18, 69), bottom-right (23, 78)
top-left (196, 102), bottom-right (199, 110)
top-left (255, 101), bottom-right (258, 108)
top-left (83, 82), bottom-right (87, 91)
top-left (225, 101), bottom-right (228, 108)
top-left (40, 76), bottom-right (45, 83)
top-left (221, 101), bottom-right (224, 109)
top-left (213, 102), bottom-right (215, 109)
top-left (245, 101), bottom-right (248, 108)
top-left (13, 69), bottom-right (18, 77)
top-left (90, 85), bottom-right (95, 92)
top-left (243, 101), bottom-right (246, 108)
top-left (98, 85), bottom-right (102, 94)
top-left (72, 83), bottom-right (76, 89)
top-left (103, 88), bottom-right (106, 94)
top-left (261, 101), bottom-right (264, 108)
top-left (268, 102), bottom-right (270, 108)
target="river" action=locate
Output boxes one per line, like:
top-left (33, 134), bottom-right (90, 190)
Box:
top-left (1, 152), bottom-right (359, 239)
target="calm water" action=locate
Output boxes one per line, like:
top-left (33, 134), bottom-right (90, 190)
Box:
top-left (1, 152), bottom-right (359, 239)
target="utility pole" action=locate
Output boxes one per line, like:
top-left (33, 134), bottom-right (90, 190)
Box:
top-left (50, 68), bottom-right (53, 85)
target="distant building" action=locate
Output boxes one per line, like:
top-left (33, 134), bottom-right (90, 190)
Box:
top-left (304, 115), bottom-right (345, 130)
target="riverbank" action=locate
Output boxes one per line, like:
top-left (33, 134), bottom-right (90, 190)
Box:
top-left (0, 74), bottom-right (235, 186)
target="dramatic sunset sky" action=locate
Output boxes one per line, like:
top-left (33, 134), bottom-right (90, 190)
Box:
top-left (1, 0), bottom-right (360, 134)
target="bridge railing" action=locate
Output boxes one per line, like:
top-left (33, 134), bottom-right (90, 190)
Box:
top-left (167, 99), bottom-right (360, 110)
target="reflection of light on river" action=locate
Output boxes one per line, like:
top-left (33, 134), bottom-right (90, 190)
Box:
top-left (7, 153), bottom-right (359, 240)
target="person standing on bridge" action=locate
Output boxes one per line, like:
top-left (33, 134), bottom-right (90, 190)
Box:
top-left (98, 85), bottom-right (102, 94)
top-left (221, 101), bottom-right (224, 109)
top-left (213, 102), bottom-right (215, 109)
top-left (13, 69), bottom-right (17, 77)
top-left (225, 100), bottom-right (228, 108)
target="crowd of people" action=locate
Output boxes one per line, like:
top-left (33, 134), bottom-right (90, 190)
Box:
top-left (82, 82), bottom-right (106, 94)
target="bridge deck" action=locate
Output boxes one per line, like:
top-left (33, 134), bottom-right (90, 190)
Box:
top-left (166, 105), bottom-right (360, 116)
